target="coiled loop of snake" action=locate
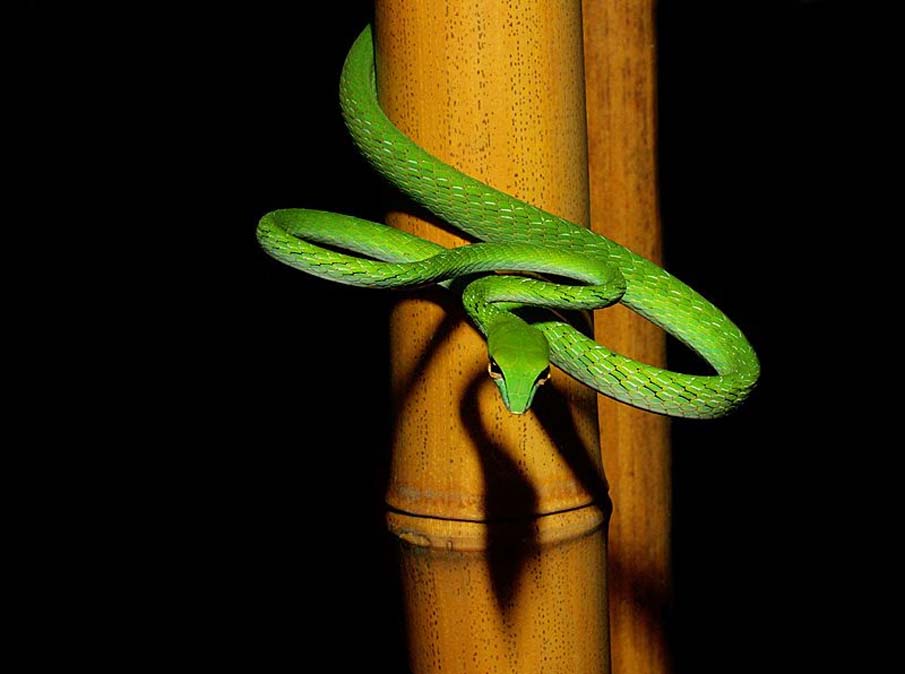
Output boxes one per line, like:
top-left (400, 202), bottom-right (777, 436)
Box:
top-left (257, 26), bottom-right (760, 419)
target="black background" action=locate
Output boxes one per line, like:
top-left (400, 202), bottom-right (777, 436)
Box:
top-left (192, 2), bottom-right (846, 671)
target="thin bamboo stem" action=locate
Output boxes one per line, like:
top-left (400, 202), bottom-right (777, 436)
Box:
top-left (376, 0), bottom-right (609, 671)
top-left (583, 2), bottom-right (673, 673)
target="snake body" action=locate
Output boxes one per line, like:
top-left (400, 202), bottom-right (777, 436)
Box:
top-left (257, 26), bottom-right (759, 419)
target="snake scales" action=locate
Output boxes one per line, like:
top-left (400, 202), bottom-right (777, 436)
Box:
top-left (257, 26), bottom-right (759, 418)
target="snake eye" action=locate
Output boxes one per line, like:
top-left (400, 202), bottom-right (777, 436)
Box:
top-left (536, 367), bottom-right (551, 386)
top-left (488, 359), bottom-right (503, 380)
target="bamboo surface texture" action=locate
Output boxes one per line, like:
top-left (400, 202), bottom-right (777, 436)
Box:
top-left (583, 2), bottom-right (673, 674)
top-left (376, 0), bottom-right (610, 672)
top-left (377, 0), bottom-right (601, 521)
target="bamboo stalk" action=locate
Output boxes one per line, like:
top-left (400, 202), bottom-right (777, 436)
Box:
top-left (375, 0), bottom-right (610, 671)
top-left (582, 2), bottom-right (673, 673)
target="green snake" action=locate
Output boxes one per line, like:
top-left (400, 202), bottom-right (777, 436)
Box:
top-left (257, 26), bottom-right (759, 419)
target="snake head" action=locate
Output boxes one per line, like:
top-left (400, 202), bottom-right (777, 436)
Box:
top-left (486, 319), bottom-right (551, 415)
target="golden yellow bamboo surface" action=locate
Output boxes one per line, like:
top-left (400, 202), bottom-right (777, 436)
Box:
top-left (376, 1), bottom-right (610, 671)
top-left (387, 509), bottom-right (609, 673)
top-left (583, 2), bottom-right (673, 673)
top-left (376, 0), bottom-right (601, 521)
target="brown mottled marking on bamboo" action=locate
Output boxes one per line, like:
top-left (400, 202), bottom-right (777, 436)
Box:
top-left (377, 0), bottom-right (609, 672)
top-left (583, 2), bottom-right (673, 673)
